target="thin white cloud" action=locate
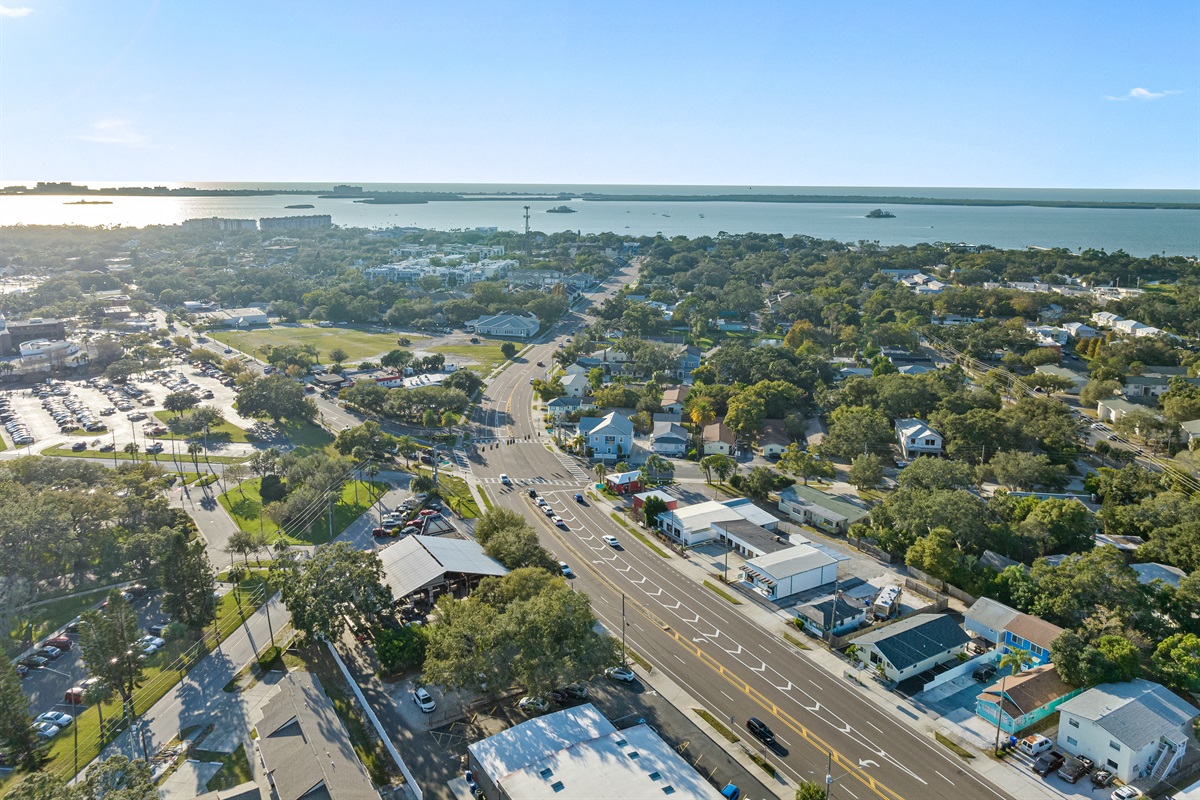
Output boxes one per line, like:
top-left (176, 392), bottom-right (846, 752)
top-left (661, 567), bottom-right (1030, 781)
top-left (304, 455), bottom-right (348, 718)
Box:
top-left (1105, 87), bottom-right (1182, 101)
top-left (0, 5), bottom-right (34, 17)
top-left (78, 119), bottom-right (149, 146)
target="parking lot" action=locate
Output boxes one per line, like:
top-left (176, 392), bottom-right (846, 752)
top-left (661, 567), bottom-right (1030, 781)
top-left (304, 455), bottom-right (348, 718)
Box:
top-left (0, 358), bottom-right (262, 457)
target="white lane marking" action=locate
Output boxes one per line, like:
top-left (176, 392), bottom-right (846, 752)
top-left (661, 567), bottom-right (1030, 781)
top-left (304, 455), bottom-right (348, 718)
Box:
top-left (935, 770), bottom-right (955, 785)
top-left (720, 690), bottom-right (735, 703)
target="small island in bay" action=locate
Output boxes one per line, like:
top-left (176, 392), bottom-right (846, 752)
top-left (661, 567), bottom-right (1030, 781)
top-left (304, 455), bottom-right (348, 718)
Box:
top-left (866, 208), bottom-right (896, 218)
top-left (285, 204), bottom-right (315, 209)
top-left (64, 199), bottom-right (113, 205)
top-left (546, 205), bottom-right (577, 214)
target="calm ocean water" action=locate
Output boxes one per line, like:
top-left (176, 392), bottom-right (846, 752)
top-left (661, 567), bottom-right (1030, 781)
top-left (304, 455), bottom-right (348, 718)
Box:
top-left (1, 184), bottom-right (1197, 257)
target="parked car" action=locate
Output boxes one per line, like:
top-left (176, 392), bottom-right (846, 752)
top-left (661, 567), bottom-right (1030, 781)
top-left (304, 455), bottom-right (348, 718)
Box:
top-left (42, 636), bottom-right (72, 651)
top-left (972, 664), bottom-right (997, 683)
top-left (412, 686), bottom-right (436, 713)
top-left (605, 666), bottom-right (635, 682)
top-left (70, 441), bottom-right (87, 452)
top-left (518, 695), bottom-right (550, 713)
top-left (35, 711), bottom-right (73, 728)
top-left (372, 527), bottom-right (390, 538)
top-left (32, 647), bottom-right (62, 661)
top-left (1031, 751), bottom-right (1066, 776)
top-left (1018, 734), bottom-right (1053, 757)
top-left (31, 721), bottom-right (60, 739)
top-left (1091, 771), bottom-right (1115, 788)
top-left (552, 515), bottom-right (566, 527)
top-left (1110, 788), bottom-right (1144, 800)
top-left (1057, 756), bottom-right (1094, 784)
top-left (747, 717), bottom-right (775, 745)
top-left (547, 689), bottom-right (569, 705)
top-left (148, 624), bottom-right (167, 637)
top-left (563, 683), bottom-right (588, 700)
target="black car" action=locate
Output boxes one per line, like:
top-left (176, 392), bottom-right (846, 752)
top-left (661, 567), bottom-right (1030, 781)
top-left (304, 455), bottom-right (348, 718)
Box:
top-left (527, 489), bottom-right (538, 498)
top-left (1091, 770), bottom-right (1115, 788)
top-left (148, 624), bottom-right (167, 637)
top-left (1032, 751), bottom-right (1065, 776)
top-left (1057, 756), bottom-right (1094, 783)
top-left (972, 664), bottom-right (997, 682)
top-left (18, 655), bottom-right (48, 669)
top-left (547, 689), bottom-right (569, 705)
top-left (747, 717), bottom-right (775, 745)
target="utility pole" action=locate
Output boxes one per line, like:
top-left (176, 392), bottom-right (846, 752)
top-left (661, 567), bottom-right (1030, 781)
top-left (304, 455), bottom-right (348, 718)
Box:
top-left (621, 593), bottom-right (627, 666)
top-left (524, 206), bottom-right (531, 256)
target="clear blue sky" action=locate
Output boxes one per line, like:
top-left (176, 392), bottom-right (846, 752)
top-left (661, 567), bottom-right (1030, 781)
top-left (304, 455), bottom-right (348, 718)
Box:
top-left (1, 1), bottom-right (1197, 188)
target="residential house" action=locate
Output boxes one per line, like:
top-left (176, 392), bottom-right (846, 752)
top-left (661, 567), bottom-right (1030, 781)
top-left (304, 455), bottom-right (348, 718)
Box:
top-left (776, 484), bottom-right (870, 534)
top-left (1061, 321), bottom-right (1098, 339)
top-left (581, 411), bottom-right (633, 461)
top-left (1131, 562), bottom-right (1187, 589)
top-left (759, 418), bottom-right (792, 458)
top-left (560, 372), bottom-right (590, 398)
top-left (975, 664), bottom-right (1084, 735)
top-left (1092, 311), bottom-right (1123, 329)
top-left (1057, 679), bottom-right (1197, 783)
top-left (464, 312), bottom-right (540, 338)
top-left (660, 386), bottom-right (688, 416)
top-left (701, 421), bottom-right (736, 456)
top-left (895, 418), bottom-right (944, 459)
top-left (964, 597), bottom-right (1063, 666)
top-left (898, 364), bottom-right (935, 376)
top-left (852, 614), bottom-right (971, 684)
top-left (1097, 397), bottom-right (1159, 424)
top-left (604, 470), bottom-right (643, 495)
top-left (546, 396), bottom-right (594, 419)
top-left (1181, 419), bottom-right (1200, 448)
top-left (797, 594), bottom-right (869, 637)
top-left (650, 421), bottom-right (689, 456)
top-left (964, 597), bottom-right (1020, 645)
top-left (1125, 375), bottom-right (1200, 399)
top-left (656, 498), bottom-right (778, 547)
top-left (1035, 365), bottom-right (1089, 395)
top-left (675, 345), bottom-right (703, 382)
top-left (255, 672), bottom-right (379, 800)
top-left (838, 366), bottom-right (874, 381)
top-left (1114, 319), bottom-right (1149, 337)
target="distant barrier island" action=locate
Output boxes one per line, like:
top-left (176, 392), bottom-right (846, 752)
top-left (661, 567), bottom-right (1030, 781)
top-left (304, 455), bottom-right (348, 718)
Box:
top-left (4, 183), bottom-right (1197, 211)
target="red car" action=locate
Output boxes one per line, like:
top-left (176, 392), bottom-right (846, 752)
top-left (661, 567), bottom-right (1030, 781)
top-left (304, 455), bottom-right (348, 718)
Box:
top-left (371, 527), bottom-right (390, 538)
top-left (43, 636), bottom-right (72, 652)
top-left (418, 509), bottom-right (439, 517)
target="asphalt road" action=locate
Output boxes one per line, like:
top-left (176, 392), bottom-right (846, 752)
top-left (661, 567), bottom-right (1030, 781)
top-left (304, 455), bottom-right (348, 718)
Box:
top-left (464, 271), bottom-right (1015, 800)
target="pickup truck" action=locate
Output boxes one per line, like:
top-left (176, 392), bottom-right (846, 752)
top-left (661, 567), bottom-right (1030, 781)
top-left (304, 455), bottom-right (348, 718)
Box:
top-left (1032, 751), bottom-right (1066, 776)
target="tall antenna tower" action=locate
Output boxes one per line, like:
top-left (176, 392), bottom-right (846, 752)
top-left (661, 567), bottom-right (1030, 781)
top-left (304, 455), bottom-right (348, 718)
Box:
top-left (523, 206), bottom-right (531, 256)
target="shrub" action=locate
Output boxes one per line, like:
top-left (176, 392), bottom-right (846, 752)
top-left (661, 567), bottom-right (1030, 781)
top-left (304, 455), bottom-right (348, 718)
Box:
top-left (376, 626), bottom-right (428, 675)
top-left (259, 474), bottom-right (287, 504)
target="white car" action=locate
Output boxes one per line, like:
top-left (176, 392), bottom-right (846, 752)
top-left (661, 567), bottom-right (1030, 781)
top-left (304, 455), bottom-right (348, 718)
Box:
top-left (36, 711), bottom-right (73, 728)
top-left (552, 515), bottom-right (566, 528)
top-left (413, 686), bottom-right (436, 713)
top-left (1091, 422), bottom-right (1107, 430)
top-left (603, 535), bottom-right (620, 548)
top-left (140, 634), bottom-right (166, 648)
top-left (31, 721), bottom-right (61, 739)
top-left (518, 695), bottom-right (550, 713)
top-left (499, 474), bottom-right (512, 486)
top-left (536, 497), bottom-right (549, 507)
top-left (1111, 788), bottom-right (1144, 800)
top-left (541, 505), bottom-right (555, 516)
top-left (604, 666), bottom-right (636, 682)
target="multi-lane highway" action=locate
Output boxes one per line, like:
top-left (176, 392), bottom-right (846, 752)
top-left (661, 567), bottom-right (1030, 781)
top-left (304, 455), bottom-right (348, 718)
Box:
top-left (462, 269), bottom-right (1016, 800)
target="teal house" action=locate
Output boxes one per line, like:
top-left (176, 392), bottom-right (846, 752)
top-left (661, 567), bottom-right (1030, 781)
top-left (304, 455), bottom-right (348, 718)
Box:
top-left (976, 663), bottom-right (1083, 734)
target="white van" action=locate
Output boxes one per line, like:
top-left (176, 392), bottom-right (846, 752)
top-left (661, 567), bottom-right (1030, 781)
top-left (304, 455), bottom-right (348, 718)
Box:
top-left (1018, 734), bottom-right (1053, 757)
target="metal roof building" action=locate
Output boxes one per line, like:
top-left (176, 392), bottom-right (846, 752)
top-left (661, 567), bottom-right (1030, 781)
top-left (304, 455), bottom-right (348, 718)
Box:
top-left (377, 534), bottom-right (507, 602)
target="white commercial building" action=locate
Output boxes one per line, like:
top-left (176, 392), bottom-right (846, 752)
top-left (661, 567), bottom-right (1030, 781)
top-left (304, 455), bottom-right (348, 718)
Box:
top-left (656, 498), bottom-right (778, 547)
top-left (205, 307), bottom-right (268, 327)
top-left (740, 544), bottom-right (841, 601)
top-left (465, 312), bottom-right (540, 338)
top-left (1056, 679), bottom-right (1196, 784)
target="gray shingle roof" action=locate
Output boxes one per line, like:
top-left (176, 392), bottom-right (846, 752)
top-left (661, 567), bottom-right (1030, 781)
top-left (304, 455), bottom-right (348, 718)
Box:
top-left (966, 597), bottom-right (1021, 632)
top-left (854, 614), bottom-right (970, 672)
top-left (1058, 679), bottom-right (1197, 751)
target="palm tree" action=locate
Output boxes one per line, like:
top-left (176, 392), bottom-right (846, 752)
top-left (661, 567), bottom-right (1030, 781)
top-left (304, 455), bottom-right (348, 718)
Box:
top-left (594, 462), bottom-right (608, 482)
top-left (689, 399), bottom-right (715, 455)
top-left (83, 681), bottom-right (114, 741)
top-left (993, 647), bottom-right (1034, 752)
top-left (187, 440), bottom-right (203, 473)
top-left (699, 454), bottom-right (717, 483)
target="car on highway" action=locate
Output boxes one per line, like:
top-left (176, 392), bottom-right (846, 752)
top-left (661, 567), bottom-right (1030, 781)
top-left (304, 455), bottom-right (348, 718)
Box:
top-left (527, 488), bottom-right (538, 498)
top-left (518, 695), bottom-right (550, 713)
top-left (535, 497), bottom-right (548, 507)
top-left (602, 535), bottom-right (619, 547)
top-left (552, 515), bottom-right (566, 528)
top-left (35, 711), bottom-right (73, 728)
top-left (605, 666), bottom-right (635, 682)
top-left (541, 505), bottom-right (555, 516)
top-left (31, 721), bottom-right (61, 739)
top-left (574, 493), bottom-right (585, 503)
top-left (500, 473), bottom-right (512, 486)
top-left (559, 562), bottom-right (573, 577)
top-left (536, 361), bottom-right (544, 367)
top-left (747, 717), bottom-right (775, 744)
top-left (412, 686), bottom-right (436, 713)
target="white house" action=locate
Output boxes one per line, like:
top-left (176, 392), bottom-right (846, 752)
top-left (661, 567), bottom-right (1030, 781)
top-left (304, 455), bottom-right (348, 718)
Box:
top-left (560, 372), bottom-right (590, 398)
top-left (852, 614), bottom-right (970, 683)
top-left (581, 411), bottom-right (633, 461)
top-left (661, 386), bottom-right (688, 416)
top-left (740, 544), bottom-right (841, 601)
top-left (895, 418), bottom-right (943, 459)
top-left (464, 312), bottom-right (540, 338)
top-left (1092, 311), bottom-right (1122, 329)
top-left (1056, 679), bottom-right (1196, 784)
top-left (546, 396), bottom-right (594, 419)
top-left (1061, 322), bottom-right (1098, 339)
top-left (1034, 365), bottom-right (1089, 395)
top-left (650, 421), bottom-right (689, 456)
top-left (702, 421), bottom-right (736, 456)
top-left (656, 498), bottom-right (778, 547)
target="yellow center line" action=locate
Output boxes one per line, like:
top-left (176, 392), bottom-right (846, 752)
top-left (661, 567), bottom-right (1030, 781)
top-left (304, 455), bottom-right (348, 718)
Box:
top-left (529, 510), bottom-right (906, 800)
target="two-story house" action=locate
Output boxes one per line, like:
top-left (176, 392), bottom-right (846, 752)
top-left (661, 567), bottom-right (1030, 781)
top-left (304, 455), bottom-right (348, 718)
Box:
top-left (661, 386), bottom-right (688, 416)
top-left (964, 597), bottom-right (1064, 666)
top-left (581, 411), bottom-right (633, 461)
top-left (1057, 679), bottom-right (1196, 784)
top-left (895, 418), bottom-right (943, 459)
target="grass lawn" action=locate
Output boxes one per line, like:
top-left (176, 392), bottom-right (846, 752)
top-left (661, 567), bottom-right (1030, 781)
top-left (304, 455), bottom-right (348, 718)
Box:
top-left (209, 326), bottom-right (426, 363)
top-left (437, 339), bottom-right (510, 372)
top-left (277, 418), bottom-right (334, 456)
top-left (418, 468), bottom-right (479, 519)
top-left (40, 445), bottom-right (245, 465)
top-left (219, 477), bottom-right (387, 545)
top-left (4, 589), bottom-right (112, 658)
top-left (32, 576), bottom-right (270, 783)
top-left (197, 743), bottom-right (254, 792)
top-left (153, 411), bottom-right (251, 443)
